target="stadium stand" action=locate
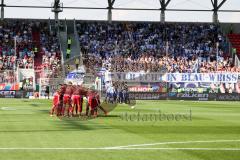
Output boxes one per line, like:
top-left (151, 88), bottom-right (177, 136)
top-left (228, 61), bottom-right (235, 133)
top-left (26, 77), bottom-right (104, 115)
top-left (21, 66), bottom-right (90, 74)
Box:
top-left (0, 20), bottom-right (63, 89)
top-left (0, 21), bottom-right (34, 70)
top-left (39, 22), bottom-right (62, 78)
top-left (0, 19), bottom-right (239, 96)
top-left (77, 22), bottom-right (238, 73)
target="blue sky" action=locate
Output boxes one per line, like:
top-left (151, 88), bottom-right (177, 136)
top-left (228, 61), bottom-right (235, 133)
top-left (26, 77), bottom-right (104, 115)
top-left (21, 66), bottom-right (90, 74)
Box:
top-left (3, 0), bottom-right (240, 22)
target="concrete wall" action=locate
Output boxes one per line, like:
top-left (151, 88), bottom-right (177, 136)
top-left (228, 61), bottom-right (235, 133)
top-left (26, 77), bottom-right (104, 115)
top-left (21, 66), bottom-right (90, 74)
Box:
top-left (221, 23), bottom-right (240, 34)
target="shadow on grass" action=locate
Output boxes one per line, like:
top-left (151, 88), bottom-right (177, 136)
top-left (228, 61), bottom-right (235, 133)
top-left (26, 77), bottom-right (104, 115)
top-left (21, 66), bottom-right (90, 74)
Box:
top-left (22, 100), bottom-right (30, 102)
top-left (30, 104), bottom-right (39, 107)
top-left (114, 125), bottom-right (240, 134)
top-left (97, 115), bottom-right (120, 118)
top-left (56, 115), bottom-right (113, 131)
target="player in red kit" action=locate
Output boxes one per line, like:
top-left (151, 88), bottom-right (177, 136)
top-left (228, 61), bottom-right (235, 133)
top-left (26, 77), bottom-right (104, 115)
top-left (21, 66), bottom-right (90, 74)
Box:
top-left (87, 90), bottom-right (100, 117)
top-left (58, 84), bottom-right (66, 116)
top-left (63, 83), bottom-right (73, 116)
top-left (78, 86), bottom-right (85, 115)
top-left (71, 85), bottom-right (80, 116)
top-left (50, 90), bottom-right (60, 116)
top-left (93, 91), bottom-right (108, 116)
top-left (86, 90), bottom-right (91, 116)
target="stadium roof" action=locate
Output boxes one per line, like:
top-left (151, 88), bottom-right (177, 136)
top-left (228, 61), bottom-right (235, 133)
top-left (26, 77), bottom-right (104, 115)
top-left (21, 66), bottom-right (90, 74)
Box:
top-left (2, 0), bottom-right (240, 22)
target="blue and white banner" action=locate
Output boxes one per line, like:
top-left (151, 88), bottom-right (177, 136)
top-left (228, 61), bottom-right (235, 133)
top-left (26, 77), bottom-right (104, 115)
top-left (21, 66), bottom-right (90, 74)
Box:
top-left (106, 72), bottom-right (239, 83)
top-left (105, 72), bottom-right (164, 82)
top-left (166, 73), bottom-right (238, 83)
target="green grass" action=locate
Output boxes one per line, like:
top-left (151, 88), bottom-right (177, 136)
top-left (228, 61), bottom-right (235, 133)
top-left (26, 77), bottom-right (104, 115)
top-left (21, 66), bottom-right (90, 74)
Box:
top-left (0, 99), bottom-right (240, 160)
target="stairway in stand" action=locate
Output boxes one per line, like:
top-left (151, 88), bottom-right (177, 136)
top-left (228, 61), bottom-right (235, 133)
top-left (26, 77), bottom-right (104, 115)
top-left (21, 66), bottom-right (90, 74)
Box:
top-left (32, 29), bottom-right (42, 84)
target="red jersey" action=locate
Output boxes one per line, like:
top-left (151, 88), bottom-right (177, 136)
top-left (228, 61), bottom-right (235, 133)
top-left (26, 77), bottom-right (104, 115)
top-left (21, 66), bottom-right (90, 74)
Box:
top-left (60, 85), bottom-right (67, 95)
top-left (73, 86), bottom-right (80, 95)
top-left (63, 85), bottom-right (73, 105)
top-left (88, 91), bottom-right (100, 108)
top-left (80, 87), bottom-right (88, 97)
top-left (65, 85), bottom-right (73, 96)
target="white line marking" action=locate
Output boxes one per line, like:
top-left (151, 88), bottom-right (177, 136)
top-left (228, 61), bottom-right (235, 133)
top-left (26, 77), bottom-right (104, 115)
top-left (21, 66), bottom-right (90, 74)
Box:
top-left (0, 148), bottom-right (239, 151)
top-left (0, 107), bottom-right (16, 111)
top-left (106, 139), bottom-right (240, 149)
top-left (0, 140), bottom-right (240, 151)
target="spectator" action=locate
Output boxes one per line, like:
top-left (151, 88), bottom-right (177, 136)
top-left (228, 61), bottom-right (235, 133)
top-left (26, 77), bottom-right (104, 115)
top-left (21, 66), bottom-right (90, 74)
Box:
top-left (66, 48), bottom-right (71, 59)
top-left (75, 58), bottom-right (79, 70)
top-left (67, 37), bottom-right (72, 49)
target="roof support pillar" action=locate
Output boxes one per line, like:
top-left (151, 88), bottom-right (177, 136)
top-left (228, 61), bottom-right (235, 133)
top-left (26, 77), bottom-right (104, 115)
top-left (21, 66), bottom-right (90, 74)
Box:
top-left (211, 0), bottom-right (226, 24)
top-left (52, 0), bottom-right (63, 27)
top-left (159, 0), bottom-right (171, 23)
top-left (107, 0), bottom-right (115, 23)
top-left (1, 0), bottom-right (5, 20)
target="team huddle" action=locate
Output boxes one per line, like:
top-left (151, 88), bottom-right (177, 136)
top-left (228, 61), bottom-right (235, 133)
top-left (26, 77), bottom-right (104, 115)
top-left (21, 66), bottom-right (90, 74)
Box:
top-left (50, 83), bottom-right (107, 117)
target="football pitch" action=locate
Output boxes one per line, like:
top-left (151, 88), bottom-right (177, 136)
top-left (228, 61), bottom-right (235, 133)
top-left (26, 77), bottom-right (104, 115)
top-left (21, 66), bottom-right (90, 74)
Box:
top-left (0, 99), bottom-right (240, 160)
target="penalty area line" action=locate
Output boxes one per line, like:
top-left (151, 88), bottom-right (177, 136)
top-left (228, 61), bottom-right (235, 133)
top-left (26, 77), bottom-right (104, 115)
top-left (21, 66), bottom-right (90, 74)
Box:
top-left (105, 139), bottom-right (240, 149)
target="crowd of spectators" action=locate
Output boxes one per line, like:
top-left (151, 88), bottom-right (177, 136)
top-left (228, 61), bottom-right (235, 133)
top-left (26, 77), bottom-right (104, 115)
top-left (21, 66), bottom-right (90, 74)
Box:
top-left (41, 54), bottom-right (62, 78)
top-left (77, 22), bottom-right (239, 73)
top-left (0, 20), bottom-right (63, 82)
top-left (0, 21), bottom-right (35, 70)
top-left (0, 70), bottom-right (16, 84)
top-left (40, 23), bottom-right (62, 78)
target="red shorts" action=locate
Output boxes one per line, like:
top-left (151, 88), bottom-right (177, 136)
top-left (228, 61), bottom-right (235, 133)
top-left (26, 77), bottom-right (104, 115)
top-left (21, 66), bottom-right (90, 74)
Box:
top-left (63, 94), bottom-right (71, 104)
top-left (53, 100), bottom-right (59, 106)
top-left (53, 95), bottom-right (59, 106)
top-left (71, 95), bottom-right (80, 104)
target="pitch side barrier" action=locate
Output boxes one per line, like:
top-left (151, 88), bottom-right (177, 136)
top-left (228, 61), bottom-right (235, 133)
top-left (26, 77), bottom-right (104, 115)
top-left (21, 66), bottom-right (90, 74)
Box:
top-left (106, 72), bottom-right (240, 101)
top-left (129, 92), bottom-right (240, 101)
top-left (1, 91), bottom-right (239, 101)
top-left (0, 90), bottom-right (33, 98)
